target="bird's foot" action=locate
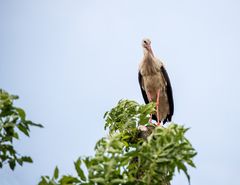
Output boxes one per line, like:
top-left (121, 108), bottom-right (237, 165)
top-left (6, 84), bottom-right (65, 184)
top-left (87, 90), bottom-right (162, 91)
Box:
top-left (138, 125), bottom-right (148, 131)
top-left (148, 119), bottom-right (152, 124)
top-left (156, 121), bottom-right (162, 127)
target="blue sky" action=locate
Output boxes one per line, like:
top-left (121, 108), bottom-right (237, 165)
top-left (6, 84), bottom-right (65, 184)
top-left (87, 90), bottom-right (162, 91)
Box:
top-left (1, 0), bottom-right (240, 184)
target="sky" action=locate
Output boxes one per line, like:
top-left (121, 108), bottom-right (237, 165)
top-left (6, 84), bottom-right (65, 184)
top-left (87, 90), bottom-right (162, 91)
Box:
top-left (0, 0), bottom-right (240, 184)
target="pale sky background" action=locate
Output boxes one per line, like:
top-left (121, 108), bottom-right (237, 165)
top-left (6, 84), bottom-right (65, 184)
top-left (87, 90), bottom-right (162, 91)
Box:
top-left (1, 0), bottom-right (240, 185)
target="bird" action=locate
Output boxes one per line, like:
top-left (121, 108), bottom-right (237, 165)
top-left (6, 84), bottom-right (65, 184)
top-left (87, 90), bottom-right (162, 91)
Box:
top-left (138, 38), bottom-right (174, 126)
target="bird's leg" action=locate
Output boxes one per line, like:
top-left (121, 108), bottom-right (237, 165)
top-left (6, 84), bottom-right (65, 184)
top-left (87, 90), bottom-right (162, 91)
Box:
top-left (146, 91), bottom-right (153, 124)
top-left (156, 89), bottom-right (161, 126)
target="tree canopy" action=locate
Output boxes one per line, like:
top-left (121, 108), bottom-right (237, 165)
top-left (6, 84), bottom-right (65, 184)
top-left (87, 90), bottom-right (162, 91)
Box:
top-left (0, 89), bottom-right (43, 170)
top-left (38, 100), bottom-right (197, 185)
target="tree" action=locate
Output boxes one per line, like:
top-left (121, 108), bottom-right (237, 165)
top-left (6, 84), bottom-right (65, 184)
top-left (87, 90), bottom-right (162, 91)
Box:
top-left (0, 89), bottom-right (43, 170)
top-left (38, 100), bottom-right (197, 185)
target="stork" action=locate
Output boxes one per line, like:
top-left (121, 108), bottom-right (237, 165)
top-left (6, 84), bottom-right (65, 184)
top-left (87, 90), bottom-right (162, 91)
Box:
top-left (138, 38), bottom-right (174, 126)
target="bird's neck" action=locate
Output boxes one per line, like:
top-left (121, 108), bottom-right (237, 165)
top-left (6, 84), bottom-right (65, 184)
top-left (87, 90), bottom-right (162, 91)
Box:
top-left (143, 48), bottom-right (155, 61)
top-left (140, 48), bottom-right (160, 76)
top-left (148, 47), bottom-right (154, 57)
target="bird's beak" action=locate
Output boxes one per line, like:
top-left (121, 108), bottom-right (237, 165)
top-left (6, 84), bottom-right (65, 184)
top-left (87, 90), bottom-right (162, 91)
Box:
top-left (146, 44), bottom-right (151, 51)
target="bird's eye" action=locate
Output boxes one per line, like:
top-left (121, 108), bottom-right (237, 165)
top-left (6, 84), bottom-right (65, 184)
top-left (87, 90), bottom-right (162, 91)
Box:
top-left (144, 40), bottom-right (147, 44)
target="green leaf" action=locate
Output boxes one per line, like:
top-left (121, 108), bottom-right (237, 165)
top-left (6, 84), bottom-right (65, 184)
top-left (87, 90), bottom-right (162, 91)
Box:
top-left (3, 122), bottom-right (15, 128)
top-left (59, 175), bottom-right (80, 184)
top-left (91, 177), bottom-right (105, 183)
top-left (17, 158), bottom-right (23, 166)
top-left (111, 178), bottom-right (125, 184)
top-left (15, 107), bottom-right (26, 120)
top-left (187, 160), bottom-right (196, 168)
top-left (38, 177), bottom-right (49, 185)
top-left (74, 158), bottom-right (86, 181)
top-left (21, 156), bottom-right (33, 163)
top-left (17, 123), bottom-right (29, 136)
top-left (13, 132), bottom-right (19, 139)
top-left (103, 111), bottom-right (108, 119)
top-left (9, 160), bottom-right (16, 170)
top-left (25, 120), bottom-right (44, 128)
top-left (177, 162), bottom-right (190, 183)
top-left (53, 166), bottom-right (59, 179)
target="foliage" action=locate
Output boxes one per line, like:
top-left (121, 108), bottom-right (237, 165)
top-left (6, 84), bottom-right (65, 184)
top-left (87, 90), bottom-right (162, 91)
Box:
top-left (0, 89), bottom-right (43, 170)
top-left (38, 100), bottom-right (197, 185)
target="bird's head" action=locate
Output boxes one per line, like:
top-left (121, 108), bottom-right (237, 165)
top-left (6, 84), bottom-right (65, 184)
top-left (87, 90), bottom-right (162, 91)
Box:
top-left (142, 38), bottom-right (151, 49)
top-left (142, 38), bottom-right (154, 55)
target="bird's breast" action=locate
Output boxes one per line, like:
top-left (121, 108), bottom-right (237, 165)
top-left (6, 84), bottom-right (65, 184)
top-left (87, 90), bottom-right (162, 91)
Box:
top-left (143, 74), bottom-right (165, 91)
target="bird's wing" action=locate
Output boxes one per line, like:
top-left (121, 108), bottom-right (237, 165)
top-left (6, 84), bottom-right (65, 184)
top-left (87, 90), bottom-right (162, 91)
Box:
top-left (161, 66), bottom-right (174, 122)
top-left (138, 71), bottom-right (158, 122)
top-left (138, 71), bottom-right (149, 104)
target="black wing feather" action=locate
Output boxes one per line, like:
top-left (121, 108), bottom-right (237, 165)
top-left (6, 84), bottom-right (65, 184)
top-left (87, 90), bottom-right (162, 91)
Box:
top-left (138, 71), bottom-right (158, 121)
top-left (161, 66), bottom-right (174, 123)
top-left (138, 71), bottom-right (149, 104)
